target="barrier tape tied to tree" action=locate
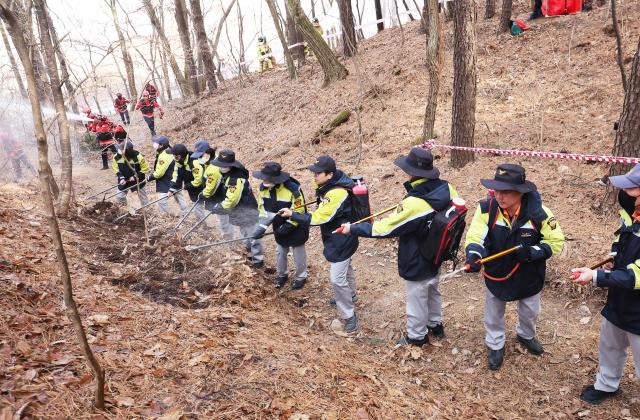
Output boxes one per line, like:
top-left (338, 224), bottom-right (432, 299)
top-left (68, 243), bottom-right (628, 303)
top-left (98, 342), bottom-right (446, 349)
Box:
top-left (421, 139), bottom-right (640, 165)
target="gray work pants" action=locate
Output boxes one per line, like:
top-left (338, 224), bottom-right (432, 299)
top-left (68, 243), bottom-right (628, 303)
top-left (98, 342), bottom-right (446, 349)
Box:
top-left (156, 191), bottom-right (188, 215)
top-left (115, 187), bottom-right (149, 207)
top-left (238, 223), bottom-right (264, 263)
top-left (330, 258), bottom-right (357, 320)
top-left (217, 214), bottom-right (235, 240)
top-left (594, 318), bottom-right (640, 392)
top-left (484, 289), bottom-right (541, 350)
top-left (405, 276), bottom-right (442, 340)
top-left (275, 243), bottom-right (308, 281)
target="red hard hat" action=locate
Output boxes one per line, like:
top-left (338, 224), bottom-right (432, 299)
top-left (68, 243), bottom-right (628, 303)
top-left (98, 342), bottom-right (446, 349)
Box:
top-left (116, 93), bottom-right (122, 97)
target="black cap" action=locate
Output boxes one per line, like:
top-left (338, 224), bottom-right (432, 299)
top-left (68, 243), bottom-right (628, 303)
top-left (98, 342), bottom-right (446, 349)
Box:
top-left (480, 164), bottom-right (537, 193)
top-left (167, 143), bottom-right (187, 157)
top-left (308, 155), bottom-right (336, 173)
top-left (253, 162), bottom-right (290, 184)
top-left (393, 147), bottom-right (440, 179)
top-left (211, 149), bottom-right (244, 169)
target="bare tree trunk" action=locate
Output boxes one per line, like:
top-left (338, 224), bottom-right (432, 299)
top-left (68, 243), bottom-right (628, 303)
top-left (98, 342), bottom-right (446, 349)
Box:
top-left (337, 0), bottom-right (357, 58)
top-left (374, 0), bottom-right (384, 32)
top-left (112, 55), bottom-right (131, 97)
top-left (0, 3), bottom-right (105, 410)
top-left (158, 1), bottom-right (173, 100)
top-left (211, 0), bottom-right (238, 70)
top-left (485, 0), bottom-right (496, 18)
top-left (498, 0), bottom-right (512, 33)
top-left (605, 38), bottom-right (640, 203)
top-left (174, 0), bottom-right (198, 95)
top-left (0, 21), bottom-right (26, 98)
top-left (310, 0), bottom-right (316, 18)
top-left (611, 0), bottom-right (627, 92)
top-left (189, 0), bottom-right (218, 91)
top-left (451, 0), bottom-right (477, 168)
top-left (266, 0), bottom-right (296, 79)
top-left (44, 9), bottom-right (78, 113)
top-left (109, 0), bottom-right (138, 111)
top-left (355, 0), bottom-right (366, 40)
top-left (422, 0), bottom-right (443, 140)
top-left (15, 1), bottom-right (48, 103)
top-left (34, 0), bottom-right (73, 216)
top-left (236, 0), bottom-right (249, 76)
top-left (287, 0), bottom-right (347, 86)
top-left (143, 0), bottom-right (190, 96)
top-left (285, 1), bottom-right (305, 67)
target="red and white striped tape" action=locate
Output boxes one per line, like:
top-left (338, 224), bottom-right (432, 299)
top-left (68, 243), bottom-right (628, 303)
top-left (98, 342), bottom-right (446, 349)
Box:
top-left (421, 139), bottom-right (640, 164)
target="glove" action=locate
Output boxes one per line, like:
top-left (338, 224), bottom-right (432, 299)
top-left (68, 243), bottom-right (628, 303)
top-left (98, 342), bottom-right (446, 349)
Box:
top-left (147, 174), bottom-right (155, 182)
top-left (118, 178), bottom-right (126, 186)
top-left (275, 222), bottom-right (295, 236)
top-left (210, 203), bottom-right (226, 215)
top-left (169, 182), bottom-right (179, 193)
top-left (252, 225), bottom-right (267, 239)
top-left (518, 245), bottom-right (547, 262)
top-left (184, 183), bottom-right (195, 191)
top-left (197, 192), bottom-right (205, 201)
top-left (516, 246), bottom-right (531, 262)
top-left (128, 177), bottom-right (135, 182)
top-left (465, 253), bottom-right (482, 273)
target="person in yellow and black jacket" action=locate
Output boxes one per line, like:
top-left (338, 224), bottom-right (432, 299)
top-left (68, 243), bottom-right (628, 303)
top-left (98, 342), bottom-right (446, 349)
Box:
top-left (464, 164), bottom-right (564, 371)
top-left (572, 164), bottom-right (640, 405)
top-left (339, 148), bottom-right (458, 347)
top-left (279, 155), bottom-right (359, 333)
top-left (111, 142), bottom-right (150, 208)
top-left (252, 162), bottom-right (309, 290)
top-left (257, 36), bottom-right (274, 73)
top-left (169, 142), bottom-right (205, 220)
top-left (146, 136), bottom-right (188, 216)
top-left (210, 149), bottom-right (264, 268)
top-left (195, 146), bottom-right (235, 240)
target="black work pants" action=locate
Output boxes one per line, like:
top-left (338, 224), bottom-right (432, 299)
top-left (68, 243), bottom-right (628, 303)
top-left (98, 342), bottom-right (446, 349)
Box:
top-left (119, 110), bottom-right (130, 125)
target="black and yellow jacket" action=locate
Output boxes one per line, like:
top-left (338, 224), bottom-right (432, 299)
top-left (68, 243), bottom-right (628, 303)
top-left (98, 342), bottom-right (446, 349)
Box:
top-left (220, 166), bottom-right (259, 227)
top-left (112, 151), bottom-right (149, 190)
top-left (258, 179), bottom-right (309, 248)
top-left (202, 162), bottom-right (225, 204)
top-left (291, 170), bottom-right (358, 263)
top-left (350, 178), bottom-right (458, 281)
top-left (149, 147), bottom-right (175, 193)
top-left (594, 191), bottom-right (640, 335)
top-left (171, 154), bottom-right (204, 202)
top-left (464, 191), bottom-right (564, 301)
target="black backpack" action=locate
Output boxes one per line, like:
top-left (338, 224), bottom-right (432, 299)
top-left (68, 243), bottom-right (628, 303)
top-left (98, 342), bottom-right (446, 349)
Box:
top-left (420, 198), bottom-right (468, 269)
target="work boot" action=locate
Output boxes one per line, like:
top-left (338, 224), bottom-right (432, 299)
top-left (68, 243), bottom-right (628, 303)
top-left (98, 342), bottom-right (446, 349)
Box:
top-left (580, 385), bottom-right (620, 405)
top-left (344, 314), bottom-right (358, 333)
top-left (528, 9), bottom-right (543, 20)
top-left (430, 324), bottom-right (445, 338)
top-left (275, 275), bottom-right (288, 288)
top-left (488, 347), bottom-right (505, 370)
top-left (329, 294), bottom-right (358, 306)
top-left (396, 334), bottom-right (429, 348)
top-left (291, 278), bottom-right (306, 290)
top-left (517, 335), bottom-right (544, 355)
top-left (252, 260), bottom-right (264, 269)
top-left (101, 166), bottom-right (109, 170)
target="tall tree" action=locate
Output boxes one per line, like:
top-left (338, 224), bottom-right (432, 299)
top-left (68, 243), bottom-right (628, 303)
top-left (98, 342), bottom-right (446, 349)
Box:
top-left (15, 1), bottom-right (48, 103)
top-left (210, 0), bottom-right (237, 76)
top-left (374, 0), bottom-right (384, 32)
top-left (611, 0), bottom-right (627, 91)
top-left (0, 2), bottom-right (105, 409)
top-left (34, 0), bottom-right (73, 215)
top-left (606, 38), bottom-right (640, 202)
top-left (42, 9), bottom-right (78, 113)
top-left (450, 0), bottom-right (477, 168)
top-left (337, 0), bottom-right (357, 58)
top-left (422, 0), bottom-right (444, 140)
top-left (143, 0), bottom-right (191, 96)
top-left (485, 0), bottom-right (496, 18)
top-left (287, 0), bottom-right (347, 86)
top-left (108, 0), bottom-right (137, 111)
top-left (174, 0), bottom-right (198, 95)
top-left (285, 0), bottom-right (305, 67)
top-left (266, 0), bottom-right (296, 79)
top-left (498, 0), bottom-right (512, 33)
top-left (0, 21), bottom-right (26, 98)
top-left (189, 0), bottom-right (217, 91)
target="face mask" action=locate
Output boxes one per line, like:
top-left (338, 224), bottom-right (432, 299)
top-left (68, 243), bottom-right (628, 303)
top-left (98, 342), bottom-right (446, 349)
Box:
top-left (219, 167), bottom-right (231, 174)
top-left (198, 157), bottom-right (207, 165)
top-left (152, 143), bottom-right (159, 150)
top-left (262, 182), bottom-right (275, 188)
